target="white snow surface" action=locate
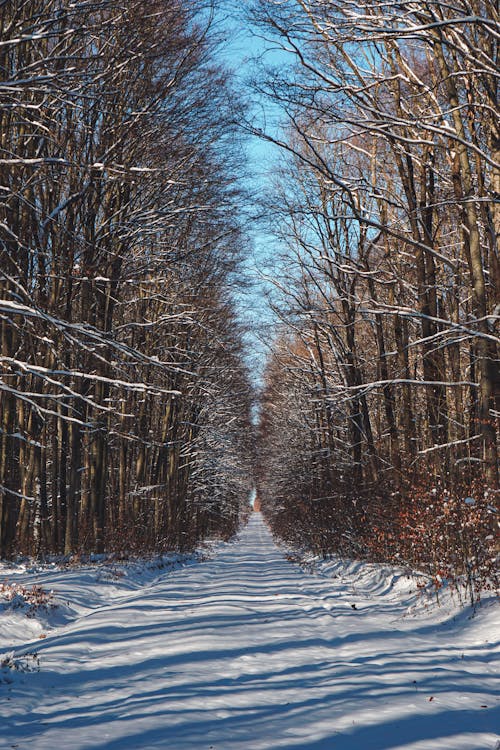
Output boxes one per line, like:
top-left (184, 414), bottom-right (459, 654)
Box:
top-left (1, 513), bottom-right (499, 750)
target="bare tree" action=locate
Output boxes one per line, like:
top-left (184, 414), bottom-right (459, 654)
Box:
top-left (251, 0), bottom-right (498, 598)
top-left (0, 0), bottom-right (253, 557)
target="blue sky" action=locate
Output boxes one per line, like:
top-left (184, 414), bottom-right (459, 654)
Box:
top-left (215, 2), bottom-right (287, 384)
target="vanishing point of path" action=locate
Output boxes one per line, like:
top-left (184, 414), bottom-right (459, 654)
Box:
top-left (2, 513), bottom-right (499, 749)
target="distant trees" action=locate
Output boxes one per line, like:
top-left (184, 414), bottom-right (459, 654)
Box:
top-left (0, 0), bottom-right (254, 557)
top-left (252, 0), bottom-right (498, 595)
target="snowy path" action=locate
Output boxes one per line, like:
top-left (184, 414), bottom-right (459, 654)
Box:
top-left (1, 513), bottom-right (499, 750)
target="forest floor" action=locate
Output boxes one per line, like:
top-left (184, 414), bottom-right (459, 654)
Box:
top-left (1, 513), bottom-right (499, 750)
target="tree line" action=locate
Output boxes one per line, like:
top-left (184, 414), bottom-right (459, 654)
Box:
top-left (0, 0), bottom-right (254, 557)
top-left (252, 0), bottom-right (499, 599)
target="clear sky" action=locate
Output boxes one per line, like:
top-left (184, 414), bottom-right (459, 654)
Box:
top-left (215, 2), bottom-right (287, 386)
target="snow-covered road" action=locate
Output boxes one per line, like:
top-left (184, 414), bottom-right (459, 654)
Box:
top-left (1, 513), bottom-right (499, 749)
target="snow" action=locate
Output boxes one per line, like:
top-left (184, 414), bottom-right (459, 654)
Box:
top-left (1, 514), bottom-right (499, 749)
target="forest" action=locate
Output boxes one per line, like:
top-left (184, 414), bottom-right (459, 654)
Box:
top-left (0, 0), bottom-right (254, 557)
top-left (0, 0), bottom-right (498, 601)
top-left (252, 0), bottom-right (499, 600)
